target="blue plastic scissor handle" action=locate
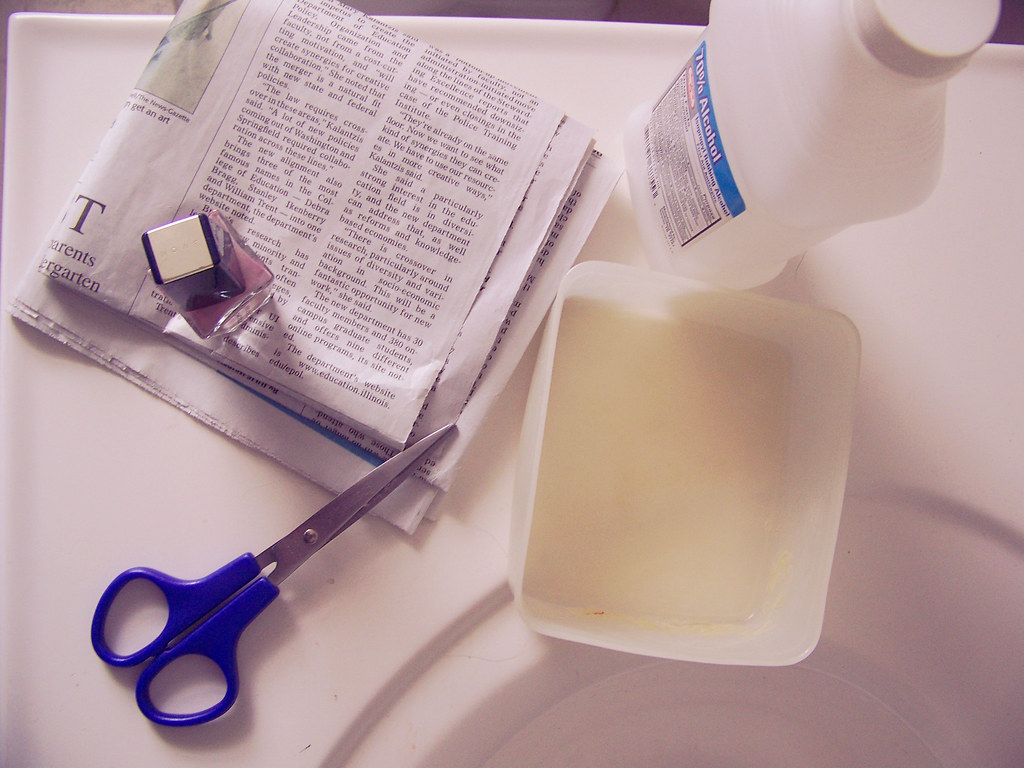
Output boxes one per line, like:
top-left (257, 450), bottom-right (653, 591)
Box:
top-left (91, 553), bottom-right (279, 726)
top-left (135, 577), bottom-right (279, 726)
top-left (91, 554), bottom-right (261, 666)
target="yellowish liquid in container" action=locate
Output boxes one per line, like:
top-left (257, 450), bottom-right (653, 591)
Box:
top-left (523, 297), bottom-right (792, 626)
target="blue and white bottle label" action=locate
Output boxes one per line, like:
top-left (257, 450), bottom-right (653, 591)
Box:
top-left (643, 40), bottom-right (745, 249)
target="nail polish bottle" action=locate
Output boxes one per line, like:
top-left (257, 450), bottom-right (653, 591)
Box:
top-left (142, 210), bottom-right (273, 339)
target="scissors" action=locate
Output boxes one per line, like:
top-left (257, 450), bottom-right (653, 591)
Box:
top-left (91, 423), bottom-right (454, 727)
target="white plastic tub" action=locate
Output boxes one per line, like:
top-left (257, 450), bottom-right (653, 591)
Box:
top-left (510, 261), bottom-right (860, 665)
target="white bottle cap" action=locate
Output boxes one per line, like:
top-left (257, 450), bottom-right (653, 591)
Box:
top-left (853, 0), bottom-right (1000, 78)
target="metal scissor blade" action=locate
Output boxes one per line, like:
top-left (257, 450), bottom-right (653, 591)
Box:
top-left (257, 423), bottom-right (455, 583)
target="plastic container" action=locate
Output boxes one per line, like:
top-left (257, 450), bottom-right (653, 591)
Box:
top-left (510, 261), bottom-right (860, 665)
top-left (623, 0), bottom-right (1000, 289)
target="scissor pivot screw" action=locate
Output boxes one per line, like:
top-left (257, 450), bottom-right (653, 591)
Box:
top-left (303, 529), bottom-right (319, 544)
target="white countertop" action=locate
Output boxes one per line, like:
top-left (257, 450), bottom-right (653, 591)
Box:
top-left (3, 13), bottom-right (1023, 767)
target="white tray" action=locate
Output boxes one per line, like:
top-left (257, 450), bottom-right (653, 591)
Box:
top-left (3, 13), bottom-right (1023, 768)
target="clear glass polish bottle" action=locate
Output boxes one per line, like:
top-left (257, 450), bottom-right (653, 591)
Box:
top-left (623, 0), bottom-right (1000, 289)
top-left (142, 210), bottom-right (273, 339)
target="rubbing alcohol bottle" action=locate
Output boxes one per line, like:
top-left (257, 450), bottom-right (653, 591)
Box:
top-left (624, 0), bottom-right (1000, 288)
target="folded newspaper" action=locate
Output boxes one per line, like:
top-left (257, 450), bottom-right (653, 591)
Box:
top-left (10, 0), bottom-right (618, 531)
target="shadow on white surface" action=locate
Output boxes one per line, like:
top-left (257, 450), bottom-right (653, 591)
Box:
top-left (325, 490), bottom-right (1024, 767)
